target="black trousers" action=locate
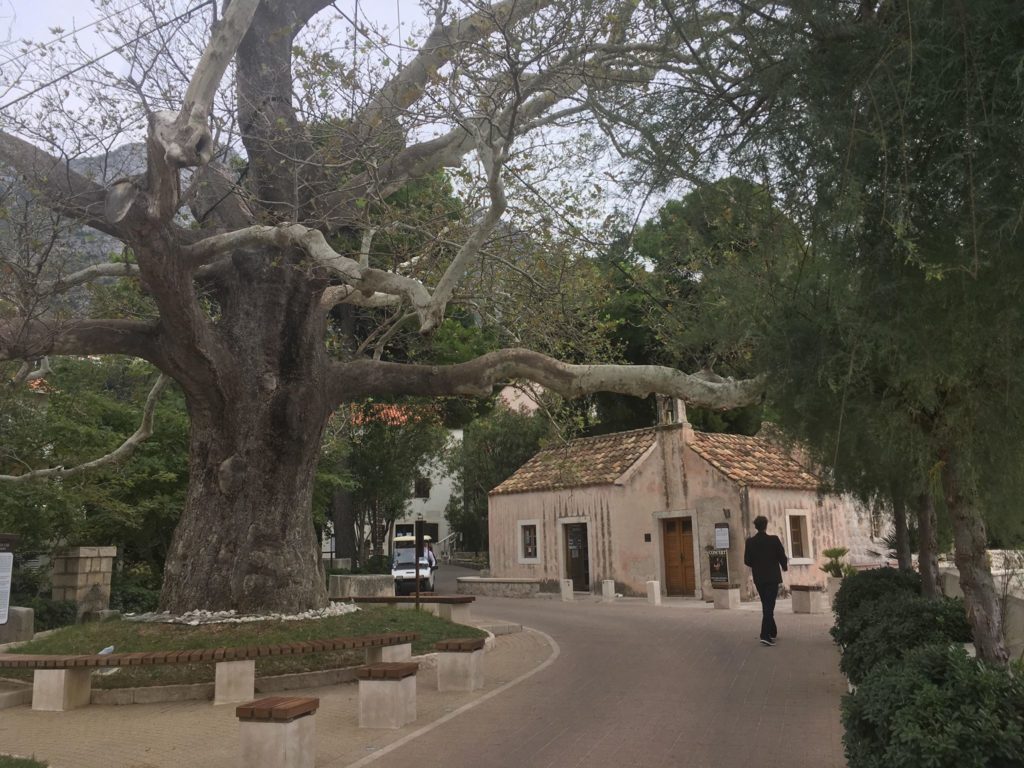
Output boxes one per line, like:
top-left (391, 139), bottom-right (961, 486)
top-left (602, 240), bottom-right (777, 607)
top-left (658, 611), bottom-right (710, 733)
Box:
top-left (754, 580), bottom-right (779, 640)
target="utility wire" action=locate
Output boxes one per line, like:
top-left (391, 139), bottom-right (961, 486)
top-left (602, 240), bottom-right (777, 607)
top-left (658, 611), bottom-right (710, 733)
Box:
top-left (0, 0), bottom-right (213, 112)
top-left (0, 0), bottom-right (150, 68)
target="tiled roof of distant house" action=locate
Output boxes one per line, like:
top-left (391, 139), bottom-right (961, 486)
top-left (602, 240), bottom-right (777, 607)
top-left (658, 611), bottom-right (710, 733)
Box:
top-left (346, 403), bottom-right (436, 427)
top-left (490, 428), bottom-right (657, 495)
top-left (688, 431), bottom-right (820, 490)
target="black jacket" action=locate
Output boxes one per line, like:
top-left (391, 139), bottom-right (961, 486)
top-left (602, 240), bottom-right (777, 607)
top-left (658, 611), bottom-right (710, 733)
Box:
top-left (744, 531), bottom-right (789, 584)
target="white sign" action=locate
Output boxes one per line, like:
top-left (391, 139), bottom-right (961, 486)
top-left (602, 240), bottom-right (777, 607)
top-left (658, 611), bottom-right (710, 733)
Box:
top-left (0, 552), bottom-right (12, 626)
top-left (714, 525), bottom-right (730, 550)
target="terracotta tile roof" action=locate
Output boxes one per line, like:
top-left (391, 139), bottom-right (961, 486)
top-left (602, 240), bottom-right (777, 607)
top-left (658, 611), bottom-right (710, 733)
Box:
top-left (688, 431), bottom-right (820, 490)
top-left (490, 428), bottom-right (657, 495)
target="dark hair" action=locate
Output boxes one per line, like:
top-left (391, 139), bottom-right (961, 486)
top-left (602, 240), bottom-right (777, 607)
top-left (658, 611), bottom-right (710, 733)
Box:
top-left (753, 516), bottom-right (768, 531)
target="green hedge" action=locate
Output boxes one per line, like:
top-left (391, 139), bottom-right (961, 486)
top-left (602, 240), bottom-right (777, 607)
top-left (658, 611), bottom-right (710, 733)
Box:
top-left (832, 567), bottom-right (921, 646)
top-left (17, 597), bottom-right (77, 632)
top-left (843, 644), bottom-right (1024, 768)
top-left (839, 592), bottom-right (972, 685)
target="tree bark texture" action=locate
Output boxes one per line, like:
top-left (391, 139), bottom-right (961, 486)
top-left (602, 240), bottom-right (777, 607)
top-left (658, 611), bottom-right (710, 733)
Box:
top-left (940, 448), bottom-right (1008, 665)
top-left (915, 491), bottom-right (942, 599)
top-left (158, 245), bottom-right (334, 613)
top-left (892, 494), bottom-right (912, 571)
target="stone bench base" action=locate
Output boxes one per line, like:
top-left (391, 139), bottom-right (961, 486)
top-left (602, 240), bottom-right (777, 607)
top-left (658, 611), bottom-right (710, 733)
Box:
top-left (435, 638), bottom-right (485, 692)
top-left (365, 642), bottom-right (412, 664)
top-left (438, 602), bottom-right (472, 625)
top-left (32, 668), bottom-right (92, 711)
top-left (358, 663), bottom-right (418, 729)
top-left (237, 697), bottom-right (318, 768)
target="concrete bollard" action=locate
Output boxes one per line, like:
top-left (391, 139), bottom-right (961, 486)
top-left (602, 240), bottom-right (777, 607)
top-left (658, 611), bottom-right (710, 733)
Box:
top-left (601, 580), bottom-right (615, 602)
top-left (646, 581), bottom-right (661, 606)
top-left (560, 579), bottom-right (574, 602)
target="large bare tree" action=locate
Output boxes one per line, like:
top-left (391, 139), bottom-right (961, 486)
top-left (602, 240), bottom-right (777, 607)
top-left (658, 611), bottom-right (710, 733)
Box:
top-left (0, 0), bottom-right (760, 612)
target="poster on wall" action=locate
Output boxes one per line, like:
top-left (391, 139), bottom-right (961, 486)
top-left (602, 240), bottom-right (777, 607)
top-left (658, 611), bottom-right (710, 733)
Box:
top-left (714, 523), bottom-right (730, 550)
top-left (708, 549), bottom-right (729, 585)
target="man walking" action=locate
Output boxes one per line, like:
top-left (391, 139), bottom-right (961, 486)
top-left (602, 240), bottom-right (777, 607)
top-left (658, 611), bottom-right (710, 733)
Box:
top-left (743, 515), bottom-right (789, 646)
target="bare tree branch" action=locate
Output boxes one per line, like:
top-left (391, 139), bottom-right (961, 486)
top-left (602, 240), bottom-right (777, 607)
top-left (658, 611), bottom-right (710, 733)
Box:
top-left (330, 348), bottom-right (765, 410)
top-left (0, 373), bottom-right (170, 483)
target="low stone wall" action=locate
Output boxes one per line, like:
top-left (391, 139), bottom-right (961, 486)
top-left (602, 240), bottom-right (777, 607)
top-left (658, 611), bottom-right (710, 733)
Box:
top-left (456, 577), bottom-right (540, 598)
top-left (328, 574), bottom-right (394, 599)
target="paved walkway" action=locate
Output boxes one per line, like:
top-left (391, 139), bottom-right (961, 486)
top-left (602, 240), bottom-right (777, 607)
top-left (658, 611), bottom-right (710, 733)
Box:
top-left (0, 580), bottom-right (846, 767)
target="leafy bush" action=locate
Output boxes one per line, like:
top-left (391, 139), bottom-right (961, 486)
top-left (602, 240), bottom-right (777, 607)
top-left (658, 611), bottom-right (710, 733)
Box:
top-left (839, 592), bottom-right (972, 684)
top-left (108, 566), bottom-right (161, 614)
top-left (833, 567), bottom-right (921, 643)
top-left (842, 644), bottom-right (1024, 768)
top-left (19, 597), bottom-right (77, 632)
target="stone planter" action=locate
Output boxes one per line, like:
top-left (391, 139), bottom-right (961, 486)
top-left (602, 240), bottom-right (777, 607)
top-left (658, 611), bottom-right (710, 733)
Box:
top-left (712, 583), bottom-right (741, 610)
top-left (791, 585), bottom-right (829, 614)
top-left (826, 576), bottom-right (843, 606)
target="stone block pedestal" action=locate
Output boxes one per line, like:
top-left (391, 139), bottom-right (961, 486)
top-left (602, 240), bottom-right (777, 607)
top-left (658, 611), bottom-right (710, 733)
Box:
top-left (438, 603), bottom-right (472, 625)
top-left (601, 580), bottom-right (616, 602)
top-left (0, 606), bottom-right (34, 643)
top-left (646, 581), bottom-right (662, 606)
top-left (365, 643), bottom-right (411, 664)
top-left (236, 697), bottom-right (318, 768)
top-left (32, 668), bottom-right (92, 711)
top-left (215, 659), bottom-right (255, 705)
top-left (712, 584), bottom-right (741, 610)
top-left (560, 579), bottom-right (574, 602)
top-left (357, 664), bottom-right (418, 729)
top-left (435, 638), bottom-right (485, 692)
top-left (791, 586), bottom-right (829, 614)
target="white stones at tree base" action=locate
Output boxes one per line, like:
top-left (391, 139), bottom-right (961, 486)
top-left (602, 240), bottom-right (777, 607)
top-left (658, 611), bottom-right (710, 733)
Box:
top-left (32, 668), bottom-right (92, 711)
top-left (436, 649), bottom-right (484, 692)
top-left (214, 659), bottom-right (255, 705)
top-left (358, 676), bottom-right (416, 729)
top-left (239, 714), bottom-right (315, 768)
top-left (646, 581), bottom-right (662, 606)
top-left (560, 579), bottom-right (574, 602)
top-left (364, 643), bottom-right (412, 664)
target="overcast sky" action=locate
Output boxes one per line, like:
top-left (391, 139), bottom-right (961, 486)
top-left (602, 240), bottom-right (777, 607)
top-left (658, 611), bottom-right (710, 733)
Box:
top-left (2, 1), bottom-right (426, 57)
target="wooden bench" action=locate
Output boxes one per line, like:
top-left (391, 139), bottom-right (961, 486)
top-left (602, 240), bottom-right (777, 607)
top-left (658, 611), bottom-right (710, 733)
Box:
top-left (0, 631), bottom-right (418, 711)
top-left (333, 595), bottom-right (475, 624)
top-left (356, 661), bottom-right (419, 728)
top-left (236, 696), bottom-right (319, 768)
top-left (434, 637), bottom-right (485, 692)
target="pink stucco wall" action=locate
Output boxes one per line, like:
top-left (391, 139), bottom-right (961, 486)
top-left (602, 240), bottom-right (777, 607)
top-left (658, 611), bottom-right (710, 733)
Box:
top-left (488, 423), bottom-right (875, 600)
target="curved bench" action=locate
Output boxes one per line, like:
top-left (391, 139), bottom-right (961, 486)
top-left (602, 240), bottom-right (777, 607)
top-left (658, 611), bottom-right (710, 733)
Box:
top-left (331, 595), bottom-right (475, 624)
top-left (0, 631), bottom-right (418, 712)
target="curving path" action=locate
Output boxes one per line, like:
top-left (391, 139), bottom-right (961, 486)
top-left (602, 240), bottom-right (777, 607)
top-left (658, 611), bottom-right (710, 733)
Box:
top-left (371, 567), bottom-right (847, 768)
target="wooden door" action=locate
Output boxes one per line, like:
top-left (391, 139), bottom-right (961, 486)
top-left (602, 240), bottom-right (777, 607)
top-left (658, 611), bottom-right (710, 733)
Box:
top-left (564, 523), bottom-right (590, 591)
top-left (662, 518), bottom-right (695, 596)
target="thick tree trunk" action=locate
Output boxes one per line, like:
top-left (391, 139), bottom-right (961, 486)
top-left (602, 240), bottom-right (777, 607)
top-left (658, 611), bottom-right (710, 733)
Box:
top-left (892, 494), bottom-right (913, 571)
top-left (916, 491), bottom-right (942, 599)
top-left (940, 448), bottom-right (1008, 665)
top-left (160, 395), bottom-right (330, 613)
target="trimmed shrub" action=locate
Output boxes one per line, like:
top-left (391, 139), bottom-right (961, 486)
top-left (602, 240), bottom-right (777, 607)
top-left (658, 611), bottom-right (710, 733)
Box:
top-left (832, 567), bottom-right (921, 645)
top-left (19, 597), bottom-right (77, 631)
top-left (839, 592), bottom-right (972, 684)
top-left (843, 644), bottom-right (1024, 768)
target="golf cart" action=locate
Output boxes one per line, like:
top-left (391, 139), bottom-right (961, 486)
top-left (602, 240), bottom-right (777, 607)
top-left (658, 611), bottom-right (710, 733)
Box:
top-left (391, 535), bottom-right (436, 595)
